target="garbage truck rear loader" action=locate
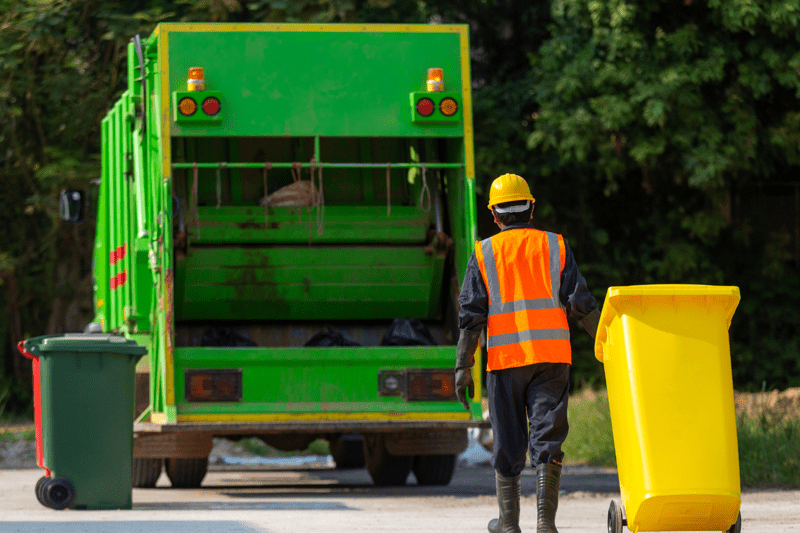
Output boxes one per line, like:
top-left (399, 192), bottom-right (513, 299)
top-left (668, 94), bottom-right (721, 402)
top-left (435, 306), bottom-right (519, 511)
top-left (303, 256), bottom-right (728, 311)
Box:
top-left (89, 23), bottom-right (484, 488)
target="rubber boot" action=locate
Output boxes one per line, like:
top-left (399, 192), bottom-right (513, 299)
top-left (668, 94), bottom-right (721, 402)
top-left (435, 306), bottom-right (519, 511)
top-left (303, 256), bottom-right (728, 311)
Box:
top-left (536, 463), bottom-right (561, 533)
top-left (487, 473), bottom-right (521, 533)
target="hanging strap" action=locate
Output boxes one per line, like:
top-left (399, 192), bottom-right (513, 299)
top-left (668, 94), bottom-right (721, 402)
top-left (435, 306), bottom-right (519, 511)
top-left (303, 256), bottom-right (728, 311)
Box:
top-left (306, 160), bottom-right (315, 244)
top-left (386, 163), bottom-right (391, 217)
top-left (310, 158), bottom-right (325, 236)
top-left (192, 162), bottom-right (200, 237)
top-left (291, 162), bottom-right (303, 221)
top-left (263, 162), bottom-right (272, 228)
top-left (215, 162), bottom-right (225, 209)
top-left (419, 163), bottom-right (431, 213)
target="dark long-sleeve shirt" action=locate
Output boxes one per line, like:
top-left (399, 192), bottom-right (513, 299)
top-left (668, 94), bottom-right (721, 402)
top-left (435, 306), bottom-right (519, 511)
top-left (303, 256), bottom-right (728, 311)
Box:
top-left (458, 223), bottom-right (597, 332)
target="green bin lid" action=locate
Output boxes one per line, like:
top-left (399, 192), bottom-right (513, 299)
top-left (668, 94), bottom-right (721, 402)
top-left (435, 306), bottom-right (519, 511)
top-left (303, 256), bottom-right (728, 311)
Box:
top-left (25, 334), bottom-right (147, 357)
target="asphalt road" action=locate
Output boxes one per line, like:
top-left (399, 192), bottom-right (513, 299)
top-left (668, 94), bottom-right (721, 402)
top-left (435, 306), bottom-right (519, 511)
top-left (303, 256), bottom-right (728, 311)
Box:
top-left (0, 463), bottom-right (798, 532)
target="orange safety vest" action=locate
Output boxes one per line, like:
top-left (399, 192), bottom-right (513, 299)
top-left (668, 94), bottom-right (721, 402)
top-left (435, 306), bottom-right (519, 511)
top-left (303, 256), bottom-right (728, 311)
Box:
top-left (475, 228), bottom-right (571, 371)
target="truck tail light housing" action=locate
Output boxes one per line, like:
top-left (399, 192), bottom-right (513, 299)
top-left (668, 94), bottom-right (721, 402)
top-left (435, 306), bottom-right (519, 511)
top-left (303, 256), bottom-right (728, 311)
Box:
top-left (185, 369), bottom-right (242, 402)
top-left (378, 369), bottom-right (457, 402)
top-left (172, 91), bottom-right (224, 124)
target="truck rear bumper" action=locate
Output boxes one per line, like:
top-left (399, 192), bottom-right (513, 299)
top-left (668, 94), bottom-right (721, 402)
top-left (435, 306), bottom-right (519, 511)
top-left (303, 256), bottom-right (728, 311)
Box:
top-left (134, 418), bottom-right (489, 434)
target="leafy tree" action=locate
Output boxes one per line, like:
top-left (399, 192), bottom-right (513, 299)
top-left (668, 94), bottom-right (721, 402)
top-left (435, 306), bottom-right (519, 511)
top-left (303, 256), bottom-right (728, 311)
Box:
top-left (3, 0), bottom-right (800, 419)
top-left (0, 0), bottom-right (179, 414)
top-left (529, 0), bottom-right (800, 389)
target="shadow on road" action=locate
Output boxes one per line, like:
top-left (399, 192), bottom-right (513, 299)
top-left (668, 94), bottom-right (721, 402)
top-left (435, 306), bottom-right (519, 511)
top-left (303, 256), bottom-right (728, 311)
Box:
top-left (145, 464), bottom-right (621, 503)
top-left (0, 522), bottom-right (266, 533)
top-left (134, 501), bottom-right (357, 511)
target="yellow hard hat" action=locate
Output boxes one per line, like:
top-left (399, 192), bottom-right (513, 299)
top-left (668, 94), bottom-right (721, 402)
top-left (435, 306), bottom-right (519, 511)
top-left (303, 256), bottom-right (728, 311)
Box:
top-left (487, 173), bottom-right (535, 209)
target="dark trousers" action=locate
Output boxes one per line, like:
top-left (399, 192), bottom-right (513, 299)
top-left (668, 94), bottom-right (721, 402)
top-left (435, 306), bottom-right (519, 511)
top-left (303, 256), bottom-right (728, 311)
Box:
top-left (487, 362), bottom-right (570, 477)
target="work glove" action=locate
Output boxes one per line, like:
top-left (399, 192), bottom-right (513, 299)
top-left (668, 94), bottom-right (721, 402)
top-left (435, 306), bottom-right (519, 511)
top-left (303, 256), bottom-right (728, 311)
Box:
top-left (455, 329), bottom-right (481, 411)
top-left (580, 308), bottom-right (601, 340)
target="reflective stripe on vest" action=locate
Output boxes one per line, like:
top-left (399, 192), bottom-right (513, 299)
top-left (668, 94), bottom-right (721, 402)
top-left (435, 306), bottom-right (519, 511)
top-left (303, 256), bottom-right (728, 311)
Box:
top-left (475, 229), bottom-right (571, 371)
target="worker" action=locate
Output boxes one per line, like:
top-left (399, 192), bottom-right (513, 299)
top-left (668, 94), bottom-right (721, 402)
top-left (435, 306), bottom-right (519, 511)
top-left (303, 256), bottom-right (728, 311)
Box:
top-left (454, 173), bottom-right (600, 533)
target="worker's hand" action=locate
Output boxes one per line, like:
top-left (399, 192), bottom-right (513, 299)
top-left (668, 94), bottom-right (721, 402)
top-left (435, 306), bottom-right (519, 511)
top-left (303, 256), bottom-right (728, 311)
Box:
top-left (454, 329), bottom-right (481, 411)
top-left (455, 368), bottom-right (474, 411)
top-left (580, 309), bottom-right (601, 340)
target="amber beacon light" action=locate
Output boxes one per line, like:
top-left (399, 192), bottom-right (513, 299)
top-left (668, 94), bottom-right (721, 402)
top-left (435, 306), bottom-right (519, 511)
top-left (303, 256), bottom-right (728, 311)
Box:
top-left (426, 68), bottom-right (444, 92)
top-left (187, 67), bottom-right (205, 91)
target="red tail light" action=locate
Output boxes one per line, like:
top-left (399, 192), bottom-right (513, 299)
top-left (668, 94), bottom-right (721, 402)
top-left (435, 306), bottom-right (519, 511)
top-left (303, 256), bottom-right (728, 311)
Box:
top-left (185, 369), bottom-right (242, 402)
top-left (416, 98), bottom-right (435, 117)
top-left (378, 369), bottom-right (457, 401)
top-left (202, 97), bottom-right (221, 116)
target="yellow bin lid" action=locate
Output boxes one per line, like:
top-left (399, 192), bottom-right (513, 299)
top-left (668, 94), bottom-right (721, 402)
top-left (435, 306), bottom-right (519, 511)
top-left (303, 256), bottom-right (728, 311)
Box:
top-left (594, 284), bottom-right (740, 363)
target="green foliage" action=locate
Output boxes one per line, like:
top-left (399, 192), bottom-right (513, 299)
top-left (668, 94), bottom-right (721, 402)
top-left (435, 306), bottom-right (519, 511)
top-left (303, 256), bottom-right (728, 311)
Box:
top-left (528, 0), bottom-right (800, 390)
top-left (2, 0), bottom-right (800, 414)
top-left (563, 389), bottom-right (616, 467)
top-left (566, 389), bottom-right (800, 489)
top-left (0, 428), bottom-right (36, 443)
top-left (738, 412), bottom-right (800, 488)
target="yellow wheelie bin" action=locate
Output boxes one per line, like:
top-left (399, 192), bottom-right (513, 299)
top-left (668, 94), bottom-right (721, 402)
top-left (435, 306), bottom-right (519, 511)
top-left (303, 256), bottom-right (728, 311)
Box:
top-left (595, 285), bottom-right (742, 533)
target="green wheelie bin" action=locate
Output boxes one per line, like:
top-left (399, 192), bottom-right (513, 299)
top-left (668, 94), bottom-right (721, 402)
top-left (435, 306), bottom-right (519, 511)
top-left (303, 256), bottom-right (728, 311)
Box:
top-left (21, 333), bottom-right (146, 510)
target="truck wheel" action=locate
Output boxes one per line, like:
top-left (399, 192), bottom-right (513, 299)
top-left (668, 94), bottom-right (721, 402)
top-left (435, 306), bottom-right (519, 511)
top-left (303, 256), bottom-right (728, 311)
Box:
top-left (133, 458), bottom-right (163, 488)
top-left (363, 434), bottom-right (412, 486)
top-left (165, 457), bottom-right (208, 488)
top-left (412, 454), bottom-right (457, 486)
top-left (330, 433), bottom-right (366, 469)
top-left (41, 477), bottom-right (76, 510)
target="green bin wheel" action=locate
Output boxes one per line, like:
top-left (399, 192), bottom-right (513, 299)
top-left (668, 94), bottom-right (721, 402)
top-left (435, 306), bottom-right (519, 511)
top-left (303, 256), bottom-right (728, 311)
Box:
top-left (607, 499), bottom-right (624, 533)
top-left (726, 512), bottom-right (742, 533)
top-left (35, 476), bottom-right (48, 506)
top-left (41, 476), bottom-right (76, 510)
top-left (412, 454), bottom-right (457, 486)
top-left (362, 434), bottom-right (412, 486)
top-left (133, 458), bottom-right (163, 488)
top-left (165, 457), bottom-right (208, 488)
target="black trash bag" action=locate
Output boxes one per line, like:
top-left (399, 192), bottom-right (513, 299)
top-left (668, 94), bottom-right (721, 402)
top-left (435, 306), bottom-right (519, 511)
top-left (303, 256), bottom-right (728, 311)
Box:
top-left (381, 318), bottom-right (437, 346)
top-left (201, 327), bottom-right (258, 347)
top-left (304, 328), bottom-right (361, 347)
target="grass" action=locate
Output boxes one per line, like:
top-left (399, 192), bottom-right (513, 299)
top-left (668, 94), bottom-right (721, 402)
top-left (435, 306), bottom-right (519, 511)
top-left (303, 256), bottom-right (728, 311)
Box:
top-left (737, 411), bottom-right (800, 488)
top-left (238, 437), bottom-right (330, 457)
top-left (563, 389), bottom-right (616, 467)
top-left (0, 428), bottom-right (35, 443)
top-left (561, 388), bottom-right (800, 488)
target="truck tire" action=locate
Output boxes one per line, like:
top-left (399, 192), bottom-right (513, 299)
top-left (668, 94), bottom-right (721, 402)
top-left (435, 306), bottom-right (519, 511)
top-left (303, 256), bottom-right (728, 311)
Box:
top-left (330, 433), bottom-right (366, 469)
top-left (363, 434), bottom-right (412, 486)
top-left (133, 458), bottom-right (163, 488)
top-left (165, 457), bottom-right (208, 488)
top-left (412, 454), bottom-right (457, 486)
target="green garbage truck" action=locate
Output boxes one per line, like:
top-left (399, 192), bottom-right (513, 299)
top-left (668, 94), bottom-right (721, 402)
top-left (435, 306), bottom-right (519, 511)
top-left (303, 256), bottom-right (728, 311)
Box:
top-left (68, 22), bottom-right (484, 488)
